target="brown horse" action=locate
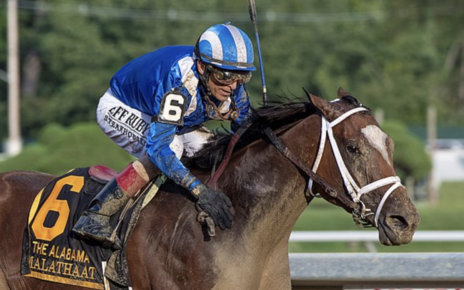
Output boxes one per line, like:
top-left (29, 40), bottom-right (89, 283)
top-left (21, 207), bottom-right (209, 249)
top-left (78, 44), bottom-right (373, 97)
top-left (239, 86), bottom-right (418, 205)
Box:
top-left (0, 89), bottom-right (420, 290)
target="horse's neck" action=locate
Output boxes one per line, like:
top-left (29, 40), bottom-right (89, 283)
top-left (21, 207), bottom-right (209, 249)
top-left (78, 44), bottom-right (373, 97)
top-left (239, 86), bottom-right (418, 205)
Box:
top-left (227, 115), bottom-right (321, 246)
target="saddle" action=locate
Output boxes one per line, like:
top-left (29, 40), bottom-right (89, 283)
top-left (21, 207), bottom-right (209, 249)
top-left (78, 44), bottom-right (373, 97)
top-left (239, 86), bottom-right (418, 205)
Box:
top-left (89, 165), bottom-right (118, 183)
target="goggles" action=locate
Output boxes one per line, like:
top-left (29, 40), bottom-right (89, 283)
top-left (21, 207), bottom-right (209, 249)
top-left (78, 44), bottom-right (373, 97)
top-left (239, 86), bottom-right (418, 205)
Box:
top-left (206, 65), bottom-right (252, 85)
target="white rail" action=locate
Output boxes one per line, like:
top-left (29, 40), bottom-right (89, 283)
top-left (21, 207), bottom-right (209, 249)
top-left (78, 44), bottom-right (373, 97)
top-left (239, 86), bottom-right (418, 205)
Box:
top-left (289, 230), bottom-right (464, 242)
top-left (289, 231), bottom-right (464, 287)
top-left (289, 252), bottom-right (464, 288)
top-left (289, 230), bottom-right (464, 253)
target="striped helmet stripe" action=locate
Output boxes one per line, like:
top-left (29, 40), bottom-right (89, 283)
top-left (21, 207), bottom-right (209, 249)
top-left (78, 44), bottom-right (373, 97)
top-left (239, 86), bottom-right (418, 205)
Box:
top-left (224, 25), bottom-right (247, 64)
top-left (199, 31), bottom-right (223, 64)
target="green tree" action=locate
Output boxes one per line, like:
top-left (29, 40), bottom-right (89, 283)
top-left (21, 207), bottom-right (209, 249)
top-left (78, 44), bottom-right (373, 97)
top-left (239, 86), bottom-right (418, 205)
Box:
top-left (382, 120), bottom-right (432, 181)
top-left (2, 0), bottom-right (464, 144)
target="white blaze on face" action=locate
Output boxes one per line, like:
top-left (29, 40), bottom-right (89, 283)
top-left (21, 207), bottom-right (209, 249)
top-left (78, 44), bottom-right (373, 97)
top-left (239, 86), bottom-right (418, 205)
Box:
top-left (361, 125), bottom-right (391, 165)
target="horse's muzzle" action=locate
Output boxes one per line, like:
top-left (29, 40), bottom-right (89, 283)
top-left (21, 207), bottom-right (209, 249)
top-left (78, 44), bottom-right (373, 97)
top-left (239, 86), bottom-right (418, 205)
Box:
top-left (376, 189), bottom-right (421, 246)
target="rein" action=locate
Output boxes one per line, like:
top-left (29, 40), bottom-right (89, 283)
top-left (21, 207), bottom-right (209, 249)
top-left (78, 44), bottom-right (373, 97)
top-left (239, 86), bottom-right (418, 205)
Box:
top-left (206, 121), bottom-right (342, 202)
top-left (306, 107), bottom-right (403, 228)
top-left (262, 127), bottom-right (352, 208)
top-left (202, 119), bottom-right (254, 236)
top-left (206, 120), bottom-right (252, 188)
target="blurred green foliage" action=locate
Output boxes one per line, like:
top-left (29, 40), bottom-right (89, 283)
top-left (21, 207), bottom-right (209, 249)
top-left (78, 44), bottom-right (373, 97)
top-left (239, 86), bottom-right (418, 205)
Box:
top-left (1, 0), bottom-right (464, 141)
top-left (0, 122), bottom-right (134, 175)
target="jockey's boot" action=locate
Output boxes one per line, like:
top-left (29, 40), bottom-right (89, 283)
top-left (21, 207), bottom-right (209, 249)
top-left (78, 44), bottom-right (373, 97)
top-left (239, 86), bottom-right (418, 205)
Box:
top-left (73, 163), bottom-right (149, 250)
top-left (72, 179), bottom-right (130, 250)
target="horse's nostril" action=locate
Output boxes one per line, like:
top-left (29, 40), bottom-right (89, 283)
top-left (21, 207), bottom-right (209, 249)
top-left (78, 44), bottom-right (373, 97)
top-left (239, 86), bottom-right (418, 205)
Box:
top-left (387, 215), bottom-right (408, 230)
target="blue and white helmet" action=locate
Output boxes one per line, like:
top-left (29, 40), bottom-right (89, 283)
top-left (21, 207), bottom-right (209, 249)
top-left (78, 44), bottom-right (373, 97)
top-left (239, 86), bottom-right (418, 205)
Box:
top-left (195, 23), bottom-right (256, 71)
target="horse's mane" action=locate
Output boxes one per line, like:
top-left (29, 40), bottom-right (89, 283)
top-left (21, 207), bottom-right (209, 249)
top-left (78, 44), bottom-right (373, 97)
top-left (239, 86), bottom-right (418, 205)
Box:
top-left (183, 94), bottom-right (369, 170)
top-left (184, 100), bottom-right (317, 170)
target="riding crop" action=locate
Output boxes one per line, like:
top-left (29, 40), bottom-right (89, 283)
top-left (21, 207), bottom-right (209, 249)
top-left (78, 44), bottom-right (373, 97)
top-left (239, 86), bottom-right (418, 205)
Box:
top-left (247, 0), bottom-right (268, 106)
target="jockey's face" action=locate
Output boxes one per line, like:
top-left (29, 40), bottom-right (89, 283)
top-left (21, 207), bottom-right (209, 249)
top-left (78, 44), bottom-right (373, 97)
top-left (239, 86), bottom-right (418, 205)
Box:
top-left (197, 61), bottom-right (240, 102)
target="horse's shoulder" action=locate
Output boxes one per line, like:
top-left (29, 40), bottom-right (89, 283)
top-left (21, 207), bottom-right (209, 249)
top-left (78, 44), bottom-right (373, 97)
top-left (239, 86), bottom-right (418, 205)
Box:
top-left (135, 180), bottom-right (202, 234)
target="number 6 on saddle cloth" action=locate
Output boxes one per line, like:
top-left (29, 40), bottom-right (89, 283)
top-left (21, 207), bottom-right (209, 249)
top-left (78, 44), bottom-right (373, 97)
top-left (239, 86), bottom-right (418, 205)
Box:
top-left (21, 166), bottom-right (162, 289)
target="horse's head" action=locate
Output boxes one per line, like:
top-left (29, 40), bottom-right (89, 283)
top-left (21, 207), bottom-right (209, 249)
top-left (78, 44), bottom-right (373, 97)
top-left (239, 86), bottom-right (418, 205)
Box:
top-left (306, 88), bottom-right (420, 246)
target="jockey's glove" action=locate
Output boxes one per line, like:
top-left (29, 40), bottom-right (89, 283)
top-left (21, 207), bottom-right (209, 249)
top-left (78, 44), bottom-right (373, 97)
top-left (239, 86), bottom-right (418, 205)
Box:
top-left (193, 184), bottom-right (233, 230)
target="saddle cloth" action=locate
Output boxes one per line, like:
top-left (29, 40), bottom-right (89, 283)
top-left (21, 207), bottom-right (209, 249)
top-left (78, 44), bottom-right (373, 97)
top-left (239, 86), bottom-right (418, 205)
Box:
top-left (20, 166), bottom-right (163, 289)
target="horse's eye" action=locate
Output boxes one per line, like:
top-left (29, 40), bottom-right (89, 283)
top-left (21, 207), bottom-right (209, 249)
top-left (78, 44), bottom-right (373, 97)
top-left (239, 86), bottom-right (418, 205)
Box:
top-left (347, 145), bottom-right (360, 154)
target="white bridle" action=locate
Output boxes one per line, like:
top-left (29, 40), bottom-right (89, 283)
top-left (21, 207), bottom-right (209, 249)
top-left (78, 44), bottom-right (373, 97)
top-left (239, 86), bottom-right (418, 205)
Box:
top-left (308, 106), bottom-right (403, 227)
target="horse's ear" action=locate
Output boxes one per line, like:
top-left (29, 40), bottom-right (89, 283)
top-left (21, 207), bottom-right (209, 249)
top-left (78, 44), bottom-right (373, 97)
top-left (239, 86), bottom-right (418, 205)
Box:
top-left (337, 87), bottom-right (362, 107)
top-left (303, 88), bottom-right (339, 120)
top-left (302, 87), bottom-right (322, 106)
top-left (337, 87), bottom-right (351, 99)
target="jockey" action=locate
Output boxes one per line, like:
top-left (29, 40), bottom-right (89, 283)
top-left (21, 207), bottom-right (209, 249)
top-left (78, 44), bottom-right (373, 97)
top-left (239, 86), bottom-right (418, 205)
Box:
top-left (72, 23), bottom-right (256, 249)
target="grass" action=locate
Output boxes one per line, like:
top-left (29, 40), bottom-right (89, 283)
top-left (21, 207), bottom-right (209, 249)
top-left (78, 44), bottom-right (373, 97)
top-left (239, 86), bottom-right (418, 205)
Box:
top-left (289, 181), bottom-right (464, 253)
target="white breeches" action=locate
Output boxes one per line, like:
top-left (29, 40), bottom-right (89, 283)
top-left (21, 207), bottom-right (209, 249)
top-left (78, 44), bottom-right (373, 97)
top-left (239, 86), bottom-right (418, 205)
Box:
top-left (96, 89), bottom-right (213, 160)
